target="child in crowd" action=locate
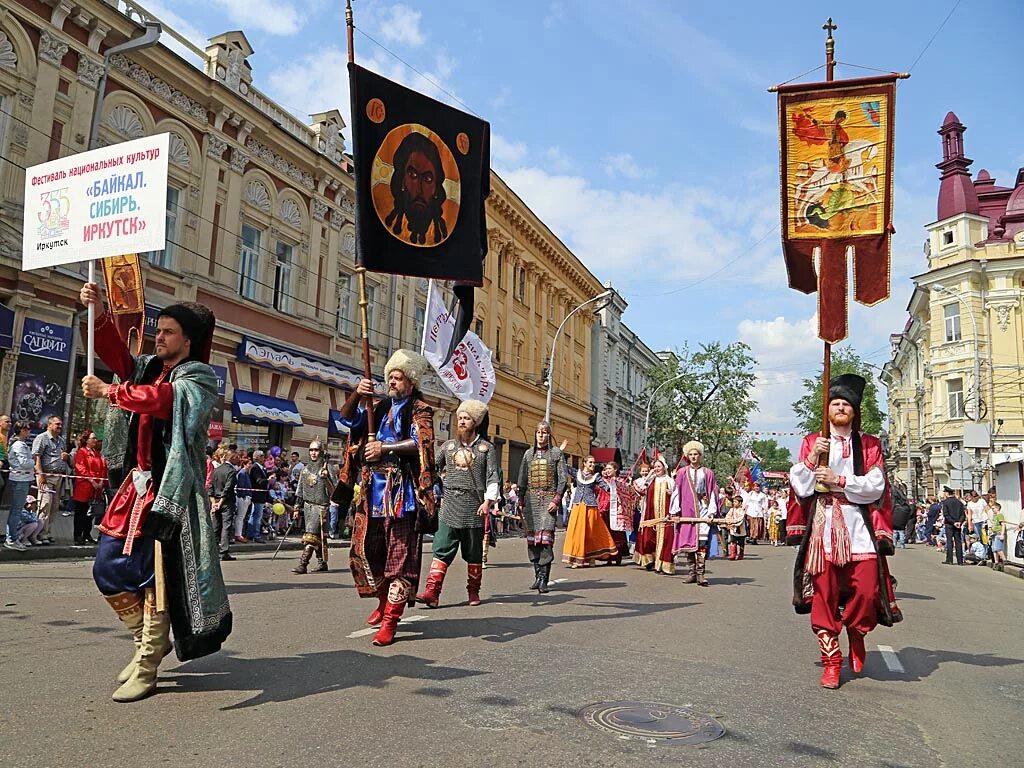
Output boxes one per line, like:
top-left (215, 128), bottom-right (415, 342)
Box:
top-left (15, 495), bottom-right (45, 547)
top-left (989, 502), bottom-right (1007, 566)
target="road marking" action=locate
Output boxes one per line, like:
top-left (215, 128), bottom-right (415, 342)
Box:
top-left (877, 645), bottom-right (904, 673)
top-left (551, 578), bottom-right (569, 584)
top-left (347, 614), bottom-right (426, 639)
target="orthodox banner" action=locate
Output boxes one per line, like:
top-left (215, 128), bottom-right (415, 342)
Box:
top-left (101, 253), bottom-right (145, 354)
top-left (348, 63), bottom-right (490, 283)
top-left (777, 75), bottom-right (897, 342)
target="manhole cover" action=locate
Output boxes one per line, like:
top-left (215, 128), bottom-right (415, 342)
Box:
top-left (579, 701), bottom-right (725, 745)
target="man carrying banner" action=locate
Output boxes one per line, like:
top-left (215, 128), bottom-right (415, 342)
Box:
top-left (417, 399), bottom-right (498, 608)
top-left (340, 350), bottom-right (436, 647)
top-left (517, 421), bottom-right (567, 594)
top-left (292, 439), bottom-right (336, 574)
top-left (787, 374), bottom-right (900, 689)
top-left (78, 281), bottom-right (231, 702)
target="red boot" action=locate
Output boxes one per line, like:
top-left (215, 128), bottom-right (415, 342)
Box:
top-left (847, 629), bottom-right (866, 674)
top-left (366, 595), bottom-right (386, 626)
top-left (728, 543), bottom-right (736, 561)
top-left (467, 564), bottom-right (483, 606)
top-left (373, 581), bottom-right (409, 647)
top-left (816, 629), bottom-right (842, 689)
top-left (415, 558), bottom-right (448, 608)
top-left (736, 545), bottom-right (745, 561)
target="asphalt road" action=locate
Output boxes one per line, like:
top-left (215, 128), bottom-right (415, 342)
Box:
top-left (2, 537), bottom-right (1021, 768)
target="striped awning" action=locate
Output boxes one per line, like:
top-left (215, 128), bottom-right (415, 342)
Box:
top-left (231, 391), bottom-right (303, 426)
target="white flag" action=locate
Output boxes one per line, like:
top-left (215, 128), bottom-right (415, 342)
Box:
top-left (438, 332), bottom-right (496, 403)
top-left (420, 279), bottom-right (456, 368)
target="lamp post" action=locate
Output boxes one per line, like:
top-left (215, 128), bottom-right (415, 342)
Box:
top-left (932, 283), bottom-right (981, 424)
top-left (543, 290), bottom-right (612, 424)
top-left (84, 21), bottom-right (162, 376)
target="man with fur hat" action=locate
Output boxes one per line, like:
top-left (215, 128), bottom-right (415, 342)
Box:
top-left (517, 421), bottom-right (567, 593)
top-left (417, 399), bottom-right (498, 608)
top-left (79, 281), bottom-right (231, 702)
top-left (340, 349), bottom-right (436, 646)
top-left (672, 440), bottom-right (719, 586)
top-left (787, 373), bottom-right (900, 689)
top-left (292, 438), bottom-right (336, 574)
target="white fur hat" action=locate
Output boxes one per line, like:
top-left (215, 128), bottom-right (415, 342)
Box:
top-left (683, 440), bottom-right (704, 456)
top-left (456, 399), bottom-right (488, 426)
top-left (385, 349), bottom-right (430, 387)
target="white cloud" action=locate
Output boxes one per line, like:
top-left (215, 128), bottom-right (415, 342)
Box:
top-left (374, 3), bottom-right (426, 47)
top-left (212, 0), bottom-right (302, 35)
top-left (144, 0), bottom-right (210, 65)
top-left (603, 152), bottom-right (652, 180)
top-left (491, 134), bottom-right (528, 170)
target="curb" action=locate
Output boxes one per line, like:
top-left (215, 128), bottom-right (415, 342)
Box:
top-left (0, 538), bottom-right (352, 563)
top-left (988, 561), bottom-right (1024, 580)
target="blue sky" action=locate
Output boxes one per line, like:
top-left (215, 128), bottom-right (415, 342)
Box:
top-left (147, 0), bottom-right (1024, 449)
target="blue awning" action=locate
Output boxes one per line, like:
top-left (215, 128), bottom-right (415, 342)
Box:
top-left (328, 409), bottom-right (350, 438)
top-left (231, 391), bottom-right (303, 426)
top-left (0, 304), bottom-right (13, 349)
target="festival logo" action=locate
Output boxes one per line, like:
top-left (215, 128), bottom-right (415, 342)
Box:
top-left (36, 188), bottom-right (70, 240)
top-left (371, 124), bottom-right (461, 247)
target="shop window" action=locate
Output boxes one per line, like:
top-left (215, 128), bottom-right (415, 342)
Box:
top-left (239, 223), bottom-right (262, 300)
top-left (273, 241), bottom-right (294, 313)
top-left (143, 187), bottom-right (179, 270)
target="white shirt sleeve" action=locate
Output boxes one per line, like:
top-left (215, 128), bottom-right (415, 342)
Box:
top-left (790, 460), bottom-right (817, 499)
top-left (484, 483), bottom-right (500, 502)
top-left (842, 466), bottom-right (885, 505)
top-left (669, 482), bottom-right (681, 516)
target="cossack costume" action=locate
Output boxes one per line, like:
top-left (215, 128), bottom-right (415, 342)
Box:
top-left (517, 422), bottom-right (567, 593)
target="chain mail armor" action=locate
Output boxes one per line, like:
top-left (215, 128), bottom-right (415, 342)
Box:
top-left (518, 445), bottom-right (567, 533)
top-left (297, 459), bottom-right (333, 507)
top-left (436, 436), bottom-right (498, 529)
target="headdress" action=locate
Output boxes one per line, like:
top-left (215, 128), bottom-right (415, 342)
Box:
top-left (456, 399), bottom-right (488, 426)
top-left (682, 440), bottom-right (704, 456)
top-left (828, 373), bottom-right (866, 411)
top-left (157, 302), bottom-right (216, 363)
top-left (385, 349), bottom-right (430, 387)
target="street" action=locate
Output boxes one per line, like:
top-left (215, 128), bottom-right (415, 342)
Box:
top-left (2, 538), bottom-right (1021, 767)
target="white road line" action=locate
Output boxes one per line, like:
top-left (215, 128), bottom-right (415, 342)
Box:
top-left (877, 645), bottom-right (904, 673)
top-left (551, 578), bottom-right (569, 584)
top-left (347, 613), bottom-right (426, 639)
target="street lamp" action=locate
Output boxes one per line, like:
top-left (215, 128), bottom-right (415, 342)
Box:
top-left (84, 21), bottom-right (162, 376)
top-left (543, 290), bottom-right (612, 424)
top-left (932, 283), bottom-right (981, 423)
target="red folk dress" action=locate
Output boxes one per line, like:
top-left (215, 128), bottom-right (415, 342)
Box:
top-left (72, 447), bottom-right (107, 504)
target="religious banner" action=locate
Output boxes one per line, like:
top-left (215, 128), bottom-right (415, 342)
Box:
top-left (101, 253), bottom-right (145, 354)
top-left (777, 74), bottom-right (898, 342)
top-left (348, 63), bottom-right (490, 283)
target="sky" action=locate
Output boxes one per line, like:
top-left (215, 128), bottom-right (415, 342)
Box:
top-left (142, 0), bottom-right (1024, 453)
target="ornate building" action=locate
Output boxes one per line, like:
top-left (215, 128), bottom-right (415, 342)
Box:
top-left (884, 112), bottom-right (1024, 509)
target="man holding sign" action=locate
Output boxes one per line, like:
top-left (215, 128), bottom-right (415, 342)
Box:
top-left (78, 281), bottom-right (230, 702)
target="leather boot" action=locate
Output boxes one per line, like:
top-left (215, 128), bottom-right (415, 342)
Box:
top-left (372, 580), bottom-right (409, 647)
top-left (695, 551), bottom-right (708, 587)
top-left (113, 588), bottom-right (169, 702)
top-left (736, 545), bottom-right (745, 561)
top-left (529, 564), bottom-right (541, 591)
top-left (847, 628), bottom-right (866, 674)
top-left (728, 542), bottom-right (736, 561)
top-left (312, 557), bottom-right (329, 573)
top-left (366, 594), bottom-right (386, 626)
top-left (467, 564), bottom-right (483, 606)
top-left (106, 592), bottom-right (144, 683)
top-left (537, 563), bottom-right (551, 593)
top-left (684, 554), bottom-right (698, 584)
top-left (415, 558), bottom-right (448, 608)
top-left (292, 544), bottom-right (314, 574)
top-left (816, 629), bottom-right (842, 689)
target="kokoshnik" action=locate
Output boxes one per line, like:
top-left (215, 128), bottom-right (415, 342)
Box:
top-left (517, 422), bottom-right (567, 594)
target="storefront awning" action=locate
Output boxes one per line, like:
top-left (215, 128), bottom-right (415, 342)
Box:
top-left (231, 391), bottom-right (303, 426)
top-left (328, 409), bottom-right (350, 438)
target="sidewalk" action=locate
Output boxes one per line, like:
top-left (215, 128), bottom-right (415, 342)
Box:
top-left (0, 538), bottom-right (351, 563)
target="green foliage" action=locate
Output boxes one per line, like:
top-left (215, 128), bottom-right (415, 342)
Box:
top-left (791, 346), bottom-right (885, 435)
top-left (749, 438), bottom-right (792, 472)
top-left (645, 342), bottom-right (758, 479)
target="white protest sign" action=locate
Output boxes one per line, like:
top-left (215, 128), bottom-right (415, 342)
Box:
top-left (22, 133), bottom-right (169, 270)
top-left (438, 331), bottom-right (496, 403)
top-left (420, 279), bottom-right (456, 367)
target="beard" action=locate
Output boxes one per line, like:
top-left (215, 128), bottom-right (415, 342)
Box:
top-left (830, 411), bottom-right (854, 428)
top-left (457, 426), bottom-right (475, 442)
top-left (405, 196), bottom-right (436, 236)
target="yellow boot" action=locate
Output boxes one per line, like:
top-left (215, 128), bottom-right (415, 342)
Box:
top-left (105, 592), bottom-right (144, 684)
top-left (112, 588), bottom-right (170, 702)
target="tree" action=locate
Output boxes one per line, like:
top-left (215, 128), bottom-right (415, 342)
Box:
top-left (646, 342), bottom-right (758, 480)
top-left (791, 346), bottom-right (885, 435)
top-left (749, 438), bottom-right (792, 472)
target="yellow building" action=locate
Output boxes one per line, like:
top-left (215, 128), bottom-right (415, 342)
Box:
top-left (0, 1), bottom-right (607, 482)
top-left (884, 112), bottom-right (1024, 504)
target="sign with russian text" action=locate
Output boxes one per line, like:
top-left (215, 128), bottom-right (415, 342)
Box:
top-left (22, 133), bottom-right (169, 270)
top-left (437, 331), bottom-right (495, 403)
top-left (20, 318), bottom-right (72, 362)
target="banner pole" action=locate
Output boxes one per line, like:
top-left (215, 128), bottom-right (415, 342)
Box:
top-left (87, 261), bottom-right (96, 377)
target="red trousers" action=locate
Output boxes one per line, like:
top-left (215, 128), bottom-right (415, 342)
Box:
top-left (810, 558), bottom-right (879, 636)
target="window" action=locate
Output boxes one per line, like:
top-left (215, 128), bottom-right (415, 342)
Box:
top-left (548, 292), bottom-right (555, 323)
top-left (144, 187), bottom-right (180, 269)
top-left (273, 241), bottom-right (293, 313)
top-left (414, 302), bottom-right (426, 344)
top-left (366, 284), bottom-right (378, 346)
top-left (513, 339), bottom-right (523, 372)
top-left (947, 378), bottom-right (965, 419)
top-left (942, 230), bottom-right (955, 247)
top-left (516, 266), bottom-right (526, 303)
top-left (943, 303), bottom-right (961, 342)
top-left (239, 223), bottom-right (262, 300)
top-left (497, 251), bottom-right (504, 289)
top-left (495, 326), bottom-right (502, 362)
top-left (473, 318), bottom-right (483, 337)
top-left (336, 273), bottom-right (354, 337)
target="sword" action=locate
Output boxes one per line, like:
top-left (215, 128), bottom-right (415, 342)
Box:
top-left (272, 519), bottom-right (294, 560)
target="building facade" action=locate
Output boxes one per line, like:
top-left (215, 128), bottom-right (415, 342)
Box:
top-left (591, 284), bottom-right (663, 469)
top-left (884, 112), bottom-right (1024, 521)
